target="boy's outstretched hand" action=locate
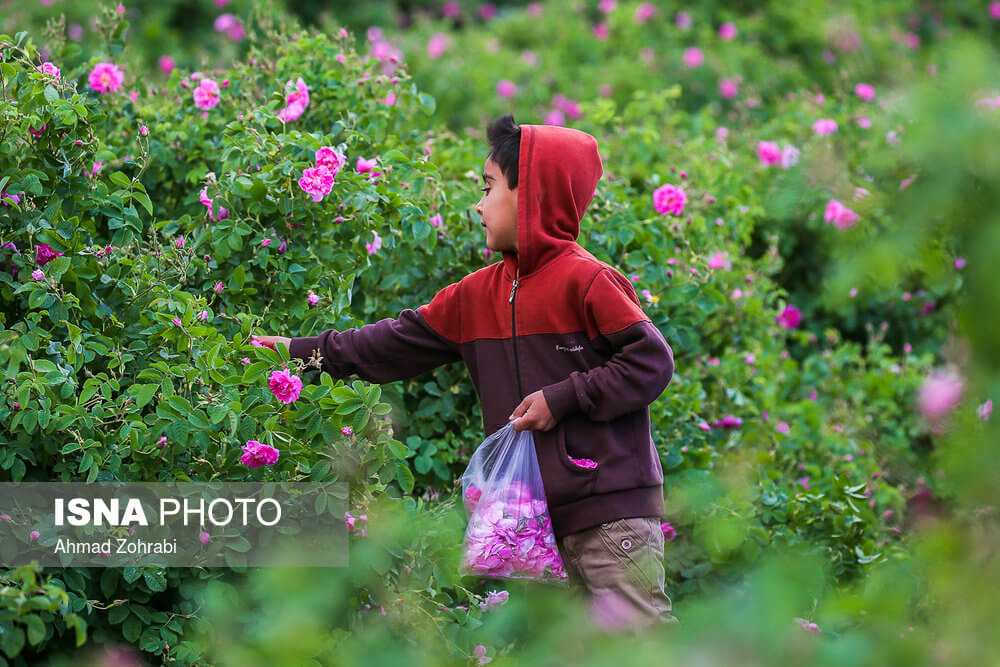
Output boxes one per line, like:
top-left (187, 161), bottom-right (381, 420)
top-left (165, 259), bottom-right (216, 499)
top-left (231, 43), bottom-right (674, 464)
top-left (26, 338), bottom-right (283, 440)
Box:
top-left (509, 390), bottom-right (556, 432)
top-left (251, 335), bottom-right (291, 351)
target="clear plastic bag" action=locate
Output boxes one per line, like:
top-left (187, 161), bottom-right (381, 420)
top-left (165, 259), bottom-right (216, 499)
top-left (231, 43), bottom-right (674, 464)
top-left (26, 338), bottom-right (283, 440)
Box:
top-left (459, 420), bottom-right (568, 584)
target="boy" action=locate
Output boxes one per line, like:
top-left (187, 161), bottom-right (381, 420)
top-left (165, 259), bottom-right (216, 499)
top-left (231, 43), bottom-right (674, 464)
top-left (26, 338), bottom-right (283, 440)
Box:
top-left (253, 115), bottom-right (677, 631)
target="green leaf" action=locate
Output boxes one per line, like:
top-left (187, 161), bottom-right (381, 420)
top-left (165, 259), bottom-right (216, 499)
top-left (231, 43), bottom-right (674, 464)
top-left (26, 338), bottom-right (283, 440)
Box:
top-left (242, 361), bottom-right (269, 383)
top-left (25, 614), bottom-right (46, 646)
top-left (44, 85), bottom-right (59, 104)
top-left (418, 93), bottom-right (436, 115)
top-left (122, 615), bottom-right (142, 643)
top-left (29, 289), bottom-right (47, 310)
top-left (0, 625), bottom-right (25, 658)
top-left (109, 172), bottom-right (131, 187)
top-left (108, 603), bottom-right (130, 625)
top-left (134, 384), bottom-right (157, 409)
top-left (396, 462), bottom-right (414, 493)
top-left (46, 255), bottom-right (71, 280)
top-left (131, 191), bottom-right (153, 216)
top-left (143, 571), bottom-right (166, 592)
top-left (188, 409), bottom-right (211, 430)
top-left (386, 439), bottom-right (408, 460)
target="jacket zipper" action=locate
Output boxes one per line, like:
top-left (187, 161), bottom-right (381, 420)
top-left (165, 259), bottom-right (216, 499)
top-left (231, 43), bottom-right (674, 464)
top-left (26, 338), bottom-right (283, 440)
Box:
top-left (509, 269), bottom-right (523, 400)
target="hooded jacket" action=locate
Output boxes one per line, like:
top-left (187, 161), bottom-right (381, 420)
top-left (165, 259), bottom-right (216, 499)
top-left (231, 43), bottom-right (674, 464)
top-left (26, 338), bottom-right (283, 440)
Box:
top-left (289, 124), bottom-right (674, 539)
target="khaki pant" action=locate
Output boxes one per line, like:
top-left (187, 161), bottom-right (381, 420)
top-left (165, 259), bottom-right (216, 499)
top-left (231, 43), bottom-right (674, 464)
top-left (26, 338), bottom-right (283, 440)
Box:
top-left (556, 516), bottom-right (678, 633)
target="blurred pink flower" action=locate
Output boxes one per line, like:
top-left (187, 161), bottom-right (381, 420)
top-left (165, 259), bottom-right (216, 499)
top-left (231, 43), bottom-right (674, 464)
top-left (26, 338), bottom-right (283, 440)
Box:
top-left (707, 251), bottom-right (730, 270)
top-left (307, 290), bottom-right (320, 306)
top-left (712, 415), bottom-right (743, 429)
top-left (32, 269), bottom-right (44, 281)
top-left (917, 367), bottom-right (963, 423)
top-left (427, 33), bottom-right (450, 58)
top-left (900, 174), bottom-right (917, 191)
top-left (675, 11), bottom-right (692, 29)
top-left (682, 47), bottom-right (704, 68)
top-left (544, 109), bottom-right (565, 126)
top-left (776, 422), bottom-right (790, 434)
top-left (776, 305), bottom-right (802, 329)
top-left (592, 23), bottom-right (609, 40)
top-left (855, 83), bottom-right (875, 101)
top-left (781, 145), bottom-right (800, 169)
top-left (341, 426), bottom-right (353, 436)
top-left (200, 531), bottom-right (210, 544)
top-left (158, 55), bottom-right (175, 74)
top-left (38, 61), bottom-right (60, 78)
top-left (277, 77), bottom-right (309, 122)
top-left (813, 118), bottom-right (838, 135)
top-left (798, 476), bottom-right (810, 489)
top-left (660, 521), bottom-right (677, 541)
top-left (718, 21), bottom-right (737, 40)
top-left (356, 156), bottom-right (377, 174)
top-left (634, 2), bottom-right (655, 24)
top-left (978, 399), bottom-right (993, 421)
top-left (824, 200), bottom-right (859, 229)
top-left (88, 62), bottom-right (124, 94)
top-left (795, 617), bottom-right (821, 633)
top-left (757, 141), bottom-right (781, 166)
top-left (199, 188), bottom-right (229, 221)
top-left (496, 79), bottom-right (517, 98)
top-left (479, 589), bottom-right (510, 612)
top-left (366, 230), bottom-right (382, 255)
top-left (193, 78), bottom-right (220, 110)
top-left (857, 116), bottom-right (872, 128)
top-left (478, 3), bottom-right (497, 20)
top-left (653, 184), bottom-right (686, 216)
top-left (991, 2), bottom-right (1000, 19)
top-left (719, 78), bottom-right (738, 99)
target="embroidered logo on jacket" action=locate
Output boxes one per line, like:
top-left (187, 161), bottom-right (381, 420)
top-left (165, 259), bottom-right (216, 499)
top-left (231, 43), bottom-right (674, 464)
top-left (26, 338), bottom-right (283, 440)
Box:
top-left (555, 344), bottom-right (584, 353)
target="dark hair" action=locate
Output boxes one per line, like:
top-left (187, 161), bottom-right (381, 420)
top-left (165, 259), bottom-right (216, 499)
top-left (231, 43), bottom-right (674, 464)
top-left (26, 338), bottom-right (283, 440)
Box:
top-left (486, 114), bottom-right (520, 190)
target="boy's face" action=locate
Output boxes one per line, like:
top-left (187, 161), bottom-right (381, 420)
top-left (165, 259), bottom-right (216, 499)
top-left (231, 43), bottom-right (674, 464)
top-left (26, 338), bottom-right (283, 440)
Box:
top-left (475, 157), bottom-right (518, 254)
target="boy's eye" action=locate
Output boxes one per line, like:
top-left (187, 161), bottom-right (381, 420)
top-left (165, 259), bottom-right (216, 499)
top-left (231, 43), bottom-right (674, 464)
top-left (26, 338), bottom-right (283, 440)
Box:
top-left (480, 187), bottom-right (490, 194)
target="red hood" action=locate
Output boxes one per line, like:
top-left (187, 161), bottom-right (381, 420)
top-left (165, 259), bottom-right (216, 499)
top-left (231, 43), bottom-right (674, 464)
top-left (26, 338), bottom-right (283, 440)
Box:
top-left (501, 124), bottom-right (604, 279)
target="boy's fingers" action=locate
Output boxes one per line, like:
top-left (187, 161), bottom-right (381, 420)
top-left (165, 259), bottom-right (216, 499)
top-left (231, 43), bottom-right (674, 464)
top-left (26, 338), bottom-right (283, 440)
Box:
top-left (509, 397), bottom-right (530, 420)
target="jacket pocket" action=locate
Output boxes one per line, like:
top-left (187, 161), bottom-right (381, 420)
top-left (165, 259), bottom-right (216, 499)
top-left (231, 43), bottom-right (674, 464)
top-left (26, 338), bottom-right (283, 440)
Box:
top-left (556, 422), bottom-right (599, 475)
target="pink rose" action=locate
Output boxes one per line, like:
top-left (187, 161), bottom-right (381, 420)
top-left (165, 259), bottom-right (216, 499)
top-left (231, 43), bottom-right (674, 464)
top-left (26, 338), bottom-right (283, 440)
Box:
top-left (315, 147), bottom-right (344, 175)
top-left (298, 166), bottom-right (335, 202)
top-left (776, 305), bottom-right (802, 329)
top-left (193, 78), bottom-right (221, 110)
top-left (276, 77), bottom-right (309, 122)
top-left (652, 184), bottom-right (686, 216)
top-left (88, 62), bottom-right (124, 94)
top-left (38, 62), bottom-right (61, 78)
top-left (240, 440), bottom-right (280, 467)
top-left (757, 141), bottom-right (781, 166)
top-left (268, 368), bottom-right (303, 404)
